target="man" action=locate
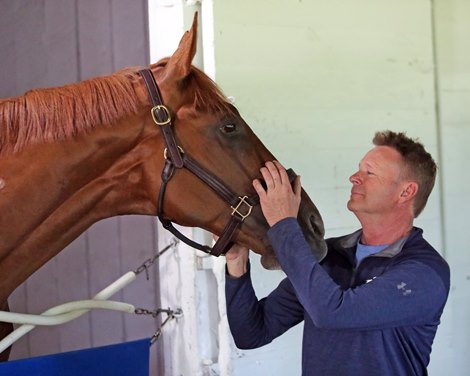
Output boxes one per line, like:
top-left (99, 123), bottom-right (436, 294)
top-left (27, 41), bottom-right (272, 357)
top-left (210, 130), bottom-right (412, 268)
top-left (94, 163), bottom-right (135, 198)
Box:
top-left (225, 131), bottom-right (450, 376)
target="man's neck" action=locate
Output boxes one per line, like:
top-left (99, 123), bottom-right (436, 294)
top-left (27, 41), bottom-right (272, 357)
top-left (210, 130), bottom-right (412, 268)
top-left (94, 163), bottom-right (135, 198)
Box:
top-left (357, 212), bottom-right (414, 245)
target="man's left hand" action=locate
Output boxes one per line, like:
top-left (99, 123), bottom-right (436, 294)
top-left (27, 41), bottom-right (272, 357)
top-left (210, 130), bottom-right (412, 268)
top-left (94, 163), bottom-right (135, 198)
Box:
top-left (252, 160), bottom-right (301, 227)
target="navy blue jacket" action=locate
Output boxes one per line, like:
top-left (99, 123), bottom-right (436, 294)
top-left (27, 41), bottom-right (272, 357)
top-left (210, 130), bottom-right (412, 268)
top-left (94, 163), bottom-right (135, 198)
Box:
top-left (226, 218), bottom-right (450, 376)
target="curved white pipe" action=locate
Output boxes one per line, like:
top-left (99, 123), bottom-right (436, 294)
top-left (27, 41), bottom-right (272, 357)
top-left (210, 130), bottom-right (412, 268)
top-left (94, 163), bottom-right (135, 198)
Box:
top-left (0, 271), bottom-right (137, 353)
top-left (0, 300), bottom-right (135, 326)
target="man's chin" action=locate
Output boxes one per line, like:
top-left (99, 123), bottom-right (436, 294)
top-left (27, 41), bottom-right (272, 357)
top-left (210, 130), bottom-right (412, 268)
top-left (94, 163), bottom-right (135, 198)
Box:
top-left (346, 200), bottom-right (355, 211)
top-left (347, 201), bottom-right (362, 214)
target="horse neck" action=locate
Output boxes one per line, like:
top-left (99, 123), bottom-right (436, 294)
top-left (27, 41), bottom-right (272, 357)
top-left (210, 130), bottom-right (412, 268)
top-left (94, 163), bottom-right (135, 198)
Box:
top-left (0, 113), bottom-right (163, 302)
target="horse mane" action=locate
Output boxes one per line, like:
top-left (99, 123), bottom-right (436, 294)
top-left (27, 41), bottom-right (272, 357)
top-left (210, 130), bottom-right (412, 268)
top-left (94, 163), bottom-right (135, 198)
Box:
top-left (0, 59), bottom-right (234, 156)
top-left (0, 69), bottom-right (140, 155)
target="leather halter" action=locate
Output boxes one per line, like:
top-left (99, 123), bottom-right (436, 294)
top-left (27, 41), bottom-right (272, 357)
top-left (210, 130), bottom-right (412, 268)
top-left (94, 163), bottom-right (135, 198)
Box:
top-left (139, 68), bottom-right (296, 256)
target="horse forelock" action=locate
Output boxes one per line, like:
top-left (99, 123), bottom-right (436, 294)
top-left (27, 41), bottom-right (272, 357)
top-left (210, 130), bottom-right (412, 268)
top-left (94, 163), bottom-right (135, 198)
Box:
top-left (189, 67), bottom-right (235, 115)
top-left (0, 70), bottom-right (141, 155)
top-left (154, 58), bottom-right (235, 116)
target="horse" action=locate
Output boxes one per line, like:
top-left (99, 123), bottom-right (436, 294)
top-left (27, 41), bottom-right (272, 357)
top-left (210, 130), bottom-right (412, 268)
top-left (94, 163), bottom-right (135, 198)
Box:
top-left (0, 14), bottom-right (326, 360)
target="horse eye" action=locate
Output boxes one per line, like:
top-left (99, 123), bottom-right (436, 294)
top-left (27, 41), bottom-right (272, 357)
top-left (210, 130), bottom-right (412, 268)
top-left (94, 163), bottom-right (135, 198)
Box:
top-left (220, 123), bottom-right (237, 134)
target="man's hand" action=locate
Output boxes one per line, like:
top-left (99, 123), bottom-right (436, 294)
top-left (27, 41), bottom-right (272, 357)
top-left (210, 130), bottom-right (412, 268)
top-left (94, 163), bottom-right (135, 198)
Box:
top-left (253, 160), bottom-right (302, 227)
top-left (213, 235), bottom-right (249, 278)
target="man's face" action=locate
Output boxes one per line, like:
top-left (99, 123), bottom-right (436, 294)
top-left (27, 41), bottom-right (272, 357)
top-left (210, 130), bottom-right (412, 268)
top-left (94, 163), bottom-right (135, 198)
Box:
top-left (347, 146), bottom-right (405, 216)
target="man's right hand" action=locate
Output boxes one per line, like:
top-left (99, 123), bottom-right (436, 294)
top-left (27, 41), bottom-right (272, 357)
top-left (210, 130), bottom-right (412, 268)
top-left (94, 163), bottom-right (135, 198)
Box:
top-left (226, 243), bottom-right (249, 278)
top-left (214, 235), bottom-right (249, 278)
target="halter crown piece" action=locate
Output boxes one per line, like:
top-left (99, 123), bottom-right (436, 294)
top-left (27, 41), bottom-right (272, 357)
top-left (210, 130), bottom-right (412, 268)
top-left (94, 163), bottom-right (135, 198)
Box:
top-left (138, 69), bottom-right (296, 256)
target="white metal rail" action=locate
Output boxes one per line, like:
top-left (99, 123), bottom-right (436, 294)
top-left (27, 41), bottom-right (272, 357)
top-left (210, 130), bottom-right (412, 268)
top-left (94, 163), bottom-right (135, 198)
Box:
top-left (0, 239), bottom-right (180, 353)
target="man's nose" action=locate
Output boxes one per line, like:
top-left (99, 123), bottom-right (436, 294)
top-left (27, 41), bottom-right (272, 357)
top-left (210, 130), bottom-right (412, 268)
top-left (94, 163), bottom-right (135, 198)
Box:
top-left (349, 172), bottom-right (361, 185)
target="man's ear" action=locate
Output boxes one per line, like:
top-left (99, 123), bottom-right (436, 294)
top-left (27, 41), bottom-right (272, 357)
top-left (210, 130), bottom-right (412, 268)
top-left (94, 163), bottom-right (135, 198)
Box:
top-left (399, 181), bottom-right (418, 202)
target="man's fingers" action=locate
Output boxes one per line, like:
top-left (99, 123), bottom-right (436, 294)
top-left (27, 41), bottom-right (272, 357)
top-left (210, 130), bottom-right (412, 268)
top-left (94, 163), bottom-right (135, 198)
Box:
top-left (265, 161), bottom-right (281, 185)
top-left (253, 179), bottom-right (267, 198)
top-left (258, 160), bottom-right (296, 196)
top-left (260, 166), bottom-right (275, 189)
top-left (273, 160), bottom-right (289, 185)
top-left (294, 175), bottom-right (302, 198)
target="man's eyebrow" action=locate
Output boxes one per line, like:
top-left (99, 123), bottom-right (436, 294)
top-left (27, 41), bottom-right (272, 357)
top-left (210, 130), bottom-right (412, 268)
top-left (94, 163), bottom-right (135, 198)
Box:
top-left (359, 161), bottom-right (375, 169)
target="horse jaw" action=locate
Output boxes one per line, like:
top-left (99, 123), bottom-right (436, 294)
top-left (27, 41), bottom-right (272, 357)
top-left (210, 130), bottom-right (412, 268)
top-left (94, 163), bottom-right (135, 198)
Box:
top-left (297, 189), bottom-right (328, 261)
top-left (260, 252), bottom-right (281, 270)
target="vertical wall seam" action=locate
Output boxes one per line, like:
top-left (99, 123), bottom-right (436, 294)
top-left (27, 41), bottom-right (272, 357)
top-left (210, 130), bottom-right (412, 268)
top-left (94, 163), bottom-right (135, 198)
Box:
top-left (24, 283), bottom-right (31, 357)
top-left (143, 0), bottom-right (151, 65)
top-left (429, 0), bottom-right (447, 258)
top-left (84, 232), bottom-right (94, 347)
top-left (117, 218), bottom-right (126, 341)
top-left (109, 0), bottom-right (116, 73)
top-left (74, 0), bottom-right (82, 81)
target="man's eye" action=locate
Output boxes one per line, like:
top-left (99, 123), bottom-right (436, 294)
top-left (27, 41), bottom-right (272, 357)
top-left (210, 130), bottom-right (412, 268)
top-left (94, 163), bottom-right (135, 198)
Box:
top-left (367, 171), bottom-right (375, 175)
top-left (220, 123), bottom-right (237, 134)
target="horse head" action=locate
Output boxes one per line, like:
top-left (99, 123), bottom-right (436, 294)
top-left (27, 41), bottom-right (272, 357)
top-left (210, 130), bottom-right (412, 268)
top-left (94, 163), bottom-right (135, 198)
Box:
top-left (139, 14), bottom-right (327, 268)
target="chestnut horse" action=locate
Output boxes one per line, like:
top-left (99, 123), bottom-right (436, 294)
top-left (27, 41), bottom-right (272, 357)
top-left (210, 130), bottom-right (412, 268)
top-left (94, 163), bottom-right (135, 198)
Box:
top-left (0, 15), bottom-right (326, 360)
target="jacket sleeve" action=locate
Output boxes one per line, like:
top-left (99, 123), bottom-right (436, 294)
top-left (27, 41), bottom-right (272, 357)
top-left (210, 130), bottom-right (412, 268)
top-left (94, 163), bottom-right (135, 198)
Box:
top-left (268, 218), bottom-right (450, 330)
top-left (225, 261), bottom-right (304, 349)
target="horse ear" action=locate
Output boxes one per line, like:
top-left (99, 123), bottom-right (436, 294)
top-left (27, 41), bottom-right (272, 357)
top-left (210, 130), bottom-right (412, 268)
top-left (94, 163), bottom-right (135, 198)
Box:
top-left (164, 12), bottom-right (198, 81)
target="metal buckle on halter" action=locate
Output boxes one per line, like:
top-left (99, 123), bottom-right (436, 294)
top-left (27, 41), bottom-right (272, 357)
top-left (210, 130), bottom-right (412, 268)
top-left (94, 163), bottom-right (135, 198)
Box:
top-left (231, 196), bottom-right (253, 221)
top-left (151, 105), bottom-right (172, 126)
top-left (163, 146), bottom-right (184, 160)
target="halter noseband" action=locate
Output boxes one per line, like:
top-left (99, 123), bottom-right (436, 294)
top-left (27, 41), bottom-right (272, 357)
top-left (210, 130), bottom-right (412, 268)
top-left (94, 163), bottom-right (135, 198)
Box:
top-left (138, 68), bottom-right (296, 256)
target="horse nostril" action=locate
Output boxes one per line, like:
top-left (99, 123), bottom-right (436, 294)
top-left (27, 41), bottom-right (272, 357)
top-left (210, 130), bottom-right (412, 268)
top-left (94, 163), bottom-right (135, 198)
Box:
top-left (309, 214), bottom-right (320, 235)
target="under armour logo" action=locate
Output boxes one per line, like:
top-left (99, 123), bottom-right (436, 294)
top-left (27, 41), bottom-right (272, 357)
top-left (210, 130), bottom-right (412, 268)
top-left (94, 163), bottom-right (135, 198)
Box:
top-left (397, 281), bottom-right (412, 296)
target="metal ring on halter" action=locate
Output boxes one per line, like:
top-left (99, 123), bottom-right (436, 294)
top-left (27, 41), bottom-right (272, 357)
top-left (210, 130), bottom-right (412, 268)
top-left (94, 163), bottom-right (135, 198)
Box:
top-left (163, 146), bottom-right (184, 160)
top-left (151, 105), bottom-right (172, 126)
top-left (231, 196), bottom-right (253, 221)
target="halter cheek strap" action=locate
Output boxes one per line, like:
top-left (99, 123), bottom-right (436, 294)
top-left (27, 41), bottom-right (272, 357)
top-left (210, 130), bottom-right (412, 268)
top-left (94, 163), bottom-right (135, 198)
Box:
top-left (139, 69), bottom-right (183, 168)
top-left (139, 68), bottom-right (296, 256)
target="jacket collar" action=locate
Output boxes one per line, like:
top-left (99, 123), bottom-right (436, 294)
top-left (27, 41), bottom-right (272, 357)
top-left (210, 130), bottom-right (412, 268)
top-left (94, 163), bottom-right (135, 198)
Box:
top-left (337, 227), bottom-right (421, 258)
